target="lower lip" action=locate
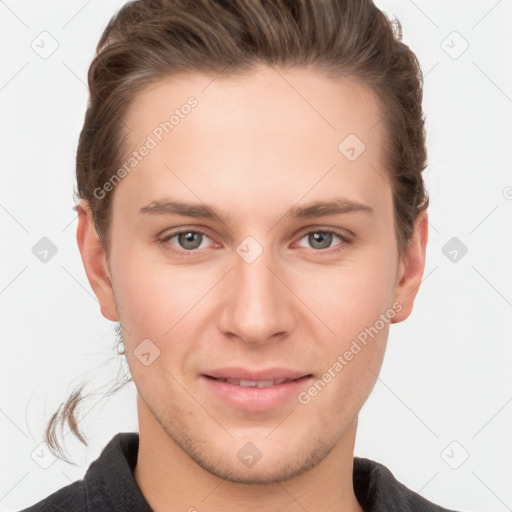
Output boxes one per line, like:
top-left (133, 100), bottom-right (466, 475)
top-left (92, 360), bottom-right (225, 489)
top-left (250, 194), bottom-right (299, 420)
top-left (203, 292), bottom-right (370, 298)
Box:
top-left (201, 375), bottom-right (313, 412)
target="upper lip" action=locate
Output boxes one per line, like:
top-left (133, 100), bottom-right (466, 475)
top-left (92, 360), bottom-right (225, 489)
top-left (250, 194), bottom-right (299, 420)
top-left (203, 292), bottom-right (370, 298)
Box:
top-left (203, 367), bottom-right (312, 381)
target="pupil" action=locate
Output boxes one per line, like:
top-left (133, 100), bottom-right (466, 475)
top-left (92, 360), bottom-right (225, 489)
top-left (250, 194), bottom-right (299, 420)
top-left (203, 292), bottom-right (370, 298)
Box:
top-left (180, 232), bottom-right (201, 249)
top-left (311, 232), bottom-right (331, 249)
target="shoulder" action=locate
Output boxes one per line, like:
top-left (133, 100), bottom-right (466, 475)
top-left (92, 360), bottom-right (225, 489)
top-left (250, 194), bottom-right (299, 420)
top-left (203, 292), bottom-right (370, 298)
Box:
top-left (19, 480), bottom-right (87, 512)
top-left (354, 457), bottom-right (462, 512)
top-left (18, 432), bottom-right (151, 512)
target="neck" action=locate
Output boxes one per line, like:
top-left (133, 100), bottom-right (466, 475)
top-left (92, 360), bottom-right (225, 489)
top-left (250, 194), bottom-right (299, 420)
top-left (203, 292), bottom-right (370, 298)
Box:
top-left (134, 395), bottom-right (364, 512)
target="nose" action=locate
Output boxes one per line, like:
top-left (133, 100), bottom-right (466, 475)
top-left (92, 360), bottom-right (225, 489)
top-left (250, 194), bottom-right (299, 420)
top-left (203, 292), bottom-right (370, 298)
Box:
top-left (217, 241), bottom-right (296, 346)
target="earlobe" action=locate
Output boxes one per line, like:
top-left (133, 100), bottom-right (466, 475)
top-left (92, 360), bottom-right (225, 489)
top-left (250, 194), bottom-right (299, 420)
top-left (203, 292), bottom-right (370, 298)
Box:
top-left (391, 210), bottom-right (429, 324)
top-left (76, 200), bottom-right (119, 322)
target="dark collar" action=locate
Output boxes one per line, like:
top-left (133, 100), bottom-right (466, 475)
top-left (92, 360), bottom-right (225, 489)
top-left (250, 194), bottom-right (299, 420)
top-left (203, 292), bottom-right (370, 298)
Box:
top-left (83, 432), bottom-right (152, 511)
top-left (83, 432), bottom-right (456, 512)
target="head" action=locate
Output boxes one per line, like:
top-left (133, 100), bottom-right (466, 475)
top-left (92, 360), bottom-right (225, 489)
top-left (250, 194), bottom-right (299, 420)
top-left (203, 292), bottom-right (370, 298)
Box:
top-left (48, 0), bottom-right (429, 481)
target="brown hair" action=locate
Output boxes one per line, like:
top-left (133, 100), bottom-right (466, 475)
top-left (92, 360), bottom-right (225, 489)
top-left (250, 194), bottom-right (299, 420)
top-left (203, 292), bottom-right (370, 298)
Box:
top-left (46, 0), bottom-right (429, 460)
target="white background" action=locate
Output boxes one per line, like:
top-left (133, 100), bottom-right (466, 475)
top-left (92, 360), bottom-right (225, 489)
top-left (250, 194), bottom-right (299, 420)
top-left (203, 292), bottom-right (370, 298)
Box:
top-left (1, 1), bottom-right (511, 511)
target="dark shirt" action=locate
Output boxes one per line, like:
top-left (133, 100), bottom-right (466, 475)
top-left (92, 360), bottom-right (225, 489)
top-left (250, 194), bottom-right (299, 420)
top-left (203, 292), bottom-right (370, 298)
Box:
top-left (20, 432), bottom-right (460, 512)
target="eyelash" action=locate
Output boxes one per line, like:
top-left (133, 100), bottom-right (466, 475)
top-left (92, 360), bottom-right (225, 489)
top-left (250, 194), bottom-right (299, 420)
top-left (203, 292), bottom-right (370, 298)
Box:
top-left (157, 228), bottom-right (352, 257)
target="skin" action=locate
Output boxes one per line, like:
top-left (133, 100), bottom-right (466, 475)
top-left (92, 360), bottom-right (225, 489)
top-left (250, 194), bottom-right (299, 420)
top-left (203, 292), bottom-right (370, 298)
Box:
top-left (77, 65), bottom-right (428, 512)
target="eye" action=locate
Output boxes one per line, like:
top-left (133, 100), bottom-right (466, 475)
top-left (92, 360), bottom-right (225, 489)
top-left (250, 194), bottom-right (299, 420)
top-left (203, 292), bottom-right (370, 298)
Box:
top-left (158, 230), bottom-right (215, 255)
top-left (296, 229), bottom-right (352, 253)
top-left (158, 227), bottom-right (352, 257)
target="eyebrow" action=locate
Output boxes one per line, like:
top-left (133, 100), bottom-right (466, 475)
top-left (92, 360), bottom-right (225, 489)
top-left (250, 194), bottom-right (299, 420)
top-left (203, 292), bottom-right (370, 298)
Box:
top-left (138, 197), bottom-right (373, 223)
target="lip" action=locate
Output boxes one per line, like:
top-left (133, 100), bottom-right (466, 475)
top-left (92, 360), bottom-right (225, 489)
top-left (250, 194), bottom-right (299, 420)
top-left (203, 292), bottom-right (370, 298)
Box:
top-left (200, 372), bottom-right (314, 412)
top-left (203, 367), bottom-right (310, 381)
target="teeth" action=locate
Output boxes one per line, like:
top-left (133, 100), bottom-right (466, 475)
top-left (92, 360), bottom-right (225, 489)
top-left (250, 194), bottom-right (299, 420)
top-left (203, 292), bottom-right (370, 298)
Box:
top-left (239, 379), bottom-right (259, 387)
top-left (223, 378), bottom-right (289, 387)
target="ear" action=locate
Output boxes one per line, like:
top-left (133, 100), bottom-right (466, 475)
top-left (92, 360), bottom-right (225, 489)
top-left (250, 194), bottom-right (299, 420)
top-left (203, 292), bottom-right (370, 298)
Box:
top-left (76, 199), bottom-right (119, 322)
top-left (391, 209), bottom-right (429, 323)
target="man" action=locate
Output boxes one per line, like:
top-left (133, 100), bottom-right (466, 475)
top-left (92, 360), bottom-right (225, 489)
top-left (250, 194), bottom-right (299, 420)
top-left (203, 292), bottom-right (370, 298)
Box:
top-left (22, 1), bottom-right (462, 510)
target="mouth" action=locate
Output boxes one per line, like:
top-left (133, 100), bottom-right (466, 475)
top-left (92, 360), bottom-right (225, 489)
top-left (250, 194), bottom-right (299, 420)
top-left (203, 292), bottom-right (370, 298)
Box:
top-left (203, 375), bottom-right (312, 388)
top-left (200, 373), bottom-right (314, 412)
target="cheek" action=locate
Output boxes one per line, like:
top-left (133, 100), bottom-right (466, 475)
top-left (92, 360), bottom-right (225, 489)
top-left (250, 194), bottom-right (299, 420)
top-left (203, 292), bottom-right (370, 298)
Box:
top-left (300, 305), bottom-right (389, 419)
top-left (304, 251), bottom-right (398, 340)
top-left (296, 243), bottom-right (396, 407)
top-left (111, 231), bottom-right (206, 321)
top-left (117, 276), bottom-right (170, 333)
top-left (115, 261), bottom-right (197, 392)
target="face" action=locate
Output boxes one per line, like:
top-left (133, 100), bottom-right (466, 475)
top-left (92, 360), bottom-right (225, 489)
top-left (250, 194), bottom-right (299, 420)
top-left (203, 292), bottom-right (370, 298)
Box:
top-left (78, 65), bottom-right (427, 484)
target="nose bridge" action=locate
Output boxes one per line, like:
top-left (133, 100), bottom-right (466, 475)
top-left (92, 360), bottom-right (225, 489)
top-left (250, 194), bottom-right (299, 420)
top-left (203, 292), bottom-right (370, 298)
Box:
top-left (219, 236), bottom-right (293, 344)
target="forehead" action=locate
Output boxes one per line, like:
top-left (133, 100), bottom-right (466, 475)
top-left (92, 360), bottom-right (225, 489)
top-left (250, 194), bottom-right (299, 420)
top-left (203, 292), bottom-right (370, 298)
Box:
top-left (115, 65), bottom-right (390, 223)
top-left (124, 65), bottom-right (384, 144)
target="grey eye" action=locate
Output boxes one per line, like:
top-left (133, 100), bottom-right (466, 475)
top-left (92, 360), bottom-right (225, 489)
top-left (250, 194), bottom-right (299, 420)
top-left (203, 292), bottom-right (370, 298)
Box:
top-left (307, 232), bottom-right (334, 250)
top-left (177, 231), bottom-right (204, 250)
